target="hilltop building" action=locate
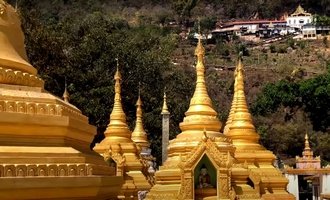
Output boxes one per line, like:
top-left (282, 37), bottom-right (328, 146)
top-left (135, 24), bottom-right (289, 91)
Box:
top-left (286, 5), bottom-right (313, 29)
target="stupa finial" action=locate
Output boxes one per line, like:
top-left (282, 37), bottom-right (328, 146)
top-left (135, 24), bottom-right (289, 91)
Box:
top-left (132, 90), bottom-right (149, 149)
top-left (62, 78), bottom-right (70, 103)
top-left (161, 89), bottom-right (170, 115)
top-left (178, 19), bottom-right (221, 136)
top-left (103, 59), bottom-right (130, 138)
top-left (304, 132), bottom-right (311, 150)
top-left (224, 56), bottom-right (241, 135)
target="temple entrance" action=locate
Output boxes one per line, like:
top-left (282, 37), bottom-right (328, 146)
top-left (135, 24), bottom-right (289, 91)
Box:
top-left (194, 154), bottom-right (217, 200)
top-left (298, 175), bottom-right (313, 200)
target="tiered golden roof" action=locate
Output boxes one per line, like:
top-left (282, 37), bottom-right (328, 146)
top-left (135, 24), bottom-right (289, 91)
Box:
top-left (131, 93), bottom-right (150, 150)
top-left (291, 4), bottom-right (311, 16)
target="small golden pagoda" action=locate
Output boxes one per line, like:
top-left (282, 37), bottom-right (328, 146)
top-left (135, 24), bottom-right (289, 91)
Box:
top-left (93, 66), bottom-right (151, 198)
top-left (132, 93), bottom-right (150, 151)
top-left (285, 133), bottom-right (329, 199)
top-left (146, 37), bottom-right (294, 199)
top-left (131, 92), bottom-right (156, 186)
top-left (295, 133), bottom-right (321, 169)
top-left (0, 1), bottom-right (123, 199)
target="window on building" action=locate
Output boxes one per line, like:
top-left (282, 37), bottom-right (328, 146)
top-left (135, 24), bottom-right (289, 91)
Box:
top-left (294, 20), bottom-right (296, 24)
top-left (299, 19), bottom-right (304, 24)
top-left (307, 19), bottom-right (310, 23)
top-left (289, 20), bottom-right (291, 24)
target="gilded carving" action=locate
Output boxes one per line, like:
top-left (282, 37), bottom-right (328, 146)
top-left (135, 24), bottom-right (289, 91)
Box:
top-left (0, 164), bottom-right (102, 177)
top-left (0, 67), bottom-right (44, 87)
top-left (0, 1), bottom-right (6, 15)
top-left (178, 172), bottom-right (193, 200)
top-left (0, 100), bottom-right (86, 121)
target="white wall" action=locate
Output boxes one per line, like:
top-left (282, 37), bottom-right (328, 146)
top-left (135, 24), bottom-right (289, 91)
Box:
top-left (287, 16), bottom-right (313, 29)
top-left (286, 174), bottom-right (299, 200)
top-left (321, 174), bottom-right (330, 195)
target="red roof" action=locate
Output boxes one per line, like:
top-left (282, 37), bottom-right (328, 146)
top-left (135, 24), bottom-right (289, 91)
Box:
top-left (223, 20), bottom-right (286, 27)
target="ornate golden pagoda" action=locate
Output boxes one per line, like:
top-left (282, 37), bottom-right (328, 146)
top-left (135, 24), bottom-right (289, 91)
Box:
top-left (0, 1), bottom-right (123, 199)
top-left (93, 66), bottom-right (151, 198)
top-left (295, 133), bottom-right (321, 169)
top-left (146, 38), bottom-right (294, 199)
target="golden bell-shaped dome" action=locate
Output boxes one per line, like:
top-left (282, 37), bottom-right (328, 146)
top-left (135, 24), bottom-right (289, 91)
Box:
top-left (0, 1), bottom-right (37, 75)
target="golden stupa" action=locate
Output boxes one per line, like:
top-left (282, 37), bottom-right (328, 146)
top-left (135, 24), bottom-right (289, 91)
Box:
top-left (0, 1), bottom-right (123, 199)
top-left (132, 93), bottom-right (150, 151)
top-left (146, 37), bottom-right (295, 199)
top-left (131, 92), bottom-right (156, 186)
top-left (93, 66), bottom-right (151, 198)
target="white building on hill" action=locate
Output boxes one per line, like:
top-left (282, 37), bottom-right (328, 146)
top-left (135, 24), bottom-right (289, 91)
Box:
top-left (287, 5), bottom-right (313, 30)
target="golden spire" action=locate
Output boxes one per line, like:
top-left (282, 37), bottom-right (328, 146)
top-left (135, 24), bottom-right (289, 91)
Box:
top-left (227, 56), bottom-right (260, 146)
top-left (62, 79), bottom-right (69, 103)
top-left (302, 132), bottom-right (313, 159)
top-left (178, 23), bottom-right (221, 137)
top-left (161, 91), bottom-right (170, 115)
top-left (304, 133), bottom-right (310, 150)
top-left (132, 89), bottom-right (149, 149)
top-left (103, 60), bottom-right (131, 140)
top-left (223, 58), bottom-right (240, 135)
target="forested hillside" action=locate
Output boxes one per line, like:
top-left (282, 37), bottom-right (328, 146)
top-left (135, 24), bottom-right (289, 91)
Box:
top-left (10, 0), bottom-right (330, 166)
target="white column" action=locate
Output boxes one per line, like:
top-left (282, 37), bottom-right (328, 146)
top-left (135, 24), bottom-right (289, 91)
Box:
top-left (321, 175), bottom-right (330, 195)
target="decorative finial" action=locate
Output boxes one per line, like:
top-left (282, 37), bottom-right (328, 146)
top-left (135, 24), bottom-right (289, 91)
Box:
top-left (161, 89), bottom-right (170, 115)
top-left (195, 18), bottom-right (205, 59)
top-left (304, 132), bottom-right (310, 150)
top-left (132, 91), bottom-right (149, 149)
top-left (62, 78), bottom-right (69, 103)
top-left (301, 132), bottom-right (314, 159)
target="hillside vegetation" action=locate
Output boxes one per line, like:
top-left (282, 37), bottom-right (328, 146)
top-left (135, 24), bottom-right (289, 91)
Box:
top-left (10, 0), bottom-right (330, 165)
